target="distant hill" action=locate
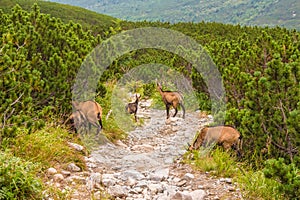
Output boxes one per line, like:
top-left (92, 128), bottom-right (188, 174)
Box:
top-left (46, 0), bottom-right (300, 30)
top-left (0, 0), bottom-right (119, 35)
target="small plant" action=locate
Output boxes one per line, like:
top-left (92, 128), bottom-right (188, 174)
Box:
top-left (0, 151), bottom-right (43, 199)
top-left (185, 147), bottom-right (239, 177)
top-left (237, 170), bottom-right (283, 200)
top-left (263, 158), bottom-right (300, 199)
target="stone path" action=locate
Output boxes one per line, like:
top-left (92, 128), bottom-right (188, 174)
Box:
top-left (45, 101), bottom-right (243, 199)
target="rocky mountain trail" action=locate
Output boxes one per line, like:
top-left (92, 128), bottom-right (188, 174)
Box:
top-left (44, 100), bottom-right (243, 199)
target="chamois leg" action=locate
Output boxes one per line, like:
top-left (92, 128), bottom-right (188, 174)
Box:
top-left (98, 119), bottom-right (103, 129)
top-left (97, 112), bottom-right (103, 129)
top-left (134, 113), bottom-right (137, 122)
top-left (180, 103), bottom-right (185, 119)
top-left (173, 107), bottom-right (178, 117)
top-left (87, 121), bottom-right (101, 135)
top-left (96, 125), bottom-right (101, 135)
top-left (166, 104), bottom-right (171, 119)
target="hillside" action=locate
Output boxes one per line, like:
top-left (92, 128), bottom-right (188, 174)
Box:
top-left (0, 2), bottom-right (299, 199)
top-left (0, 0), bottom-right (120, 35)
top-left (47, 0), bottom-right (300, 30)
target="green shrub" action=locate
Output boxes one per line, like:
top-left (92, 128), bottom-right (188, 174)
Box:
top-left (0, 151), bottom-right (43, 200)
top-left (263, 158), bottom-right (300, 199)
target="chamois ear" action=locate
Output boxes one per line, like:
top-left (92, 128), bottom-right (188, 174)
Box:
top-left (155, 79), bottom-right (159, 85)
top-left (156, 81), bottom-right (161, 88)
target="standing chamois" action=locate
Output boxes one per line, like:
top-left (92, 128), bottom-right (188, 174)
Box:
top-left (125, 94), bottom-right (140, 122)
top-left (65, 100), bottom-right (103, 134)
top-left (156, 82), bottom-right (185, 119)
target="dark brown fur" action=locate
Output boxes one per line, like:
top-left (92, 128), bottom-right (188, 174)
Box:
top-left (156, 82), bottom-right (185, 119)
top-left (125, 94), bottom-right (140, 122)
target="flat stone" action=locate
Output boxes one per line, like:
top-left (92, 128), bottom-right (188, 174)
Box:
top-left (171, 191), bottom-right (192, 200)
top-left (68, 142), bottom-right (84, 152)
top-left (108, 185), bottom-right (128, 198)
top-left (61, 170), bottom-right (71, 176)
top-left (184, 173), bottom-right (195, 180)
top-left (149, 168), bottom-right (169, 181)
top-left (177, 179), bottom-right (188, 187)
top-left (190, 190), bottom-right (206, 200)
top-left (148, 183), bottom-right (163, 194)
top-left (67, 163), bottom-right (81, 172)
top-left (53, 174), bottom-right (64, 182)
top-left (47, 167), bottom-right (57, 175)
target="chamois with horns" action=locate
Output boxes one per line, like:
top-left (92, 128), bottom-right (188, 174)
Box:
top-left (189, 125), bottom-right (243, 156)
top-left (125, 94), bottom-right (140, 122)
top-left (156, 82), bottom-right (185, 119)
top-left (65, 100), bottom-right (103, 134)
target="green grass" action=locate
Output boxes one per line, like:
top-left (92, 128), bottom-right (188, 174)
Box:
top-left (184, 147), bottom-right (284, 199)
top-left (0, 151), bottom-right (43, 199)
top-left (185, 147), bottom-right (240, 177)
top-left (11, 126), bottom-right (86, 170)
top-left (0, 126), bottom-right (89, 199)
top-left (236, 170), bottom-right (283, 200)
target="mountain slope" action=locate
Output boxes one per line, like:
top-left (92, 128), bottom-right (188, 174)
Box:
top-left (0, 0), bottom-right (119, 35)
top-left (47, 0), bottom-right (300, 30)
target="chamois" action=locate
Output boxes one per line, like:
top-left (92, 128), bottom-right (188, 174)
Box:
top-left (189, 125), bottom-right (243, 156)
top-left (70, 100), bottom-right (103, 134)
top-left (125, 94), bottom-right (140, 122)
top-left (64, 110), bottom-right (87, 133)
top-left (156, 82), bottom-right (185, 119)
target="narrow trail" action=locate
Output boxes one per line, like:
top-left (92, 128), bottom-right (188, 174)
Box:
top-left (92, 109), bottom-right (202, 173)
top-left (84, 102), bottom-right (243, 200)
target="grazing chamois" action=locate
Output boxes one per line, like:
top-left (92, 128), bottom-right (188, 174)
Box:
top-left (64, 110), bottom-right (87, 133)
top-left (125, 94), bottom-right (140, 122)
top-left (68, 100), bottom-right (103, 134)
top-left (189, 125), bottom-right (243, 156)
top-left (156, 82), bottom-right (185, 119)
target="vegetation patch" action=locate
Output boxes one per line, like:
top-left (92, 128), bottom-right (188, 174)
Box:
top-left (0, 151), bottom-right (43, 199)
top-left (185, 147), bottom-right (240, 178)
top-left (11, 126), bottom-right (86, 170)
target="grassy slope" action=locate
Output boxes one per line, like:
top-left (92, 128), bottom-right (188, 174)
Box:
top-left (0, 0), bottom-right (119, 35)
top-left (46, 0), bottom-right (300, 30)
